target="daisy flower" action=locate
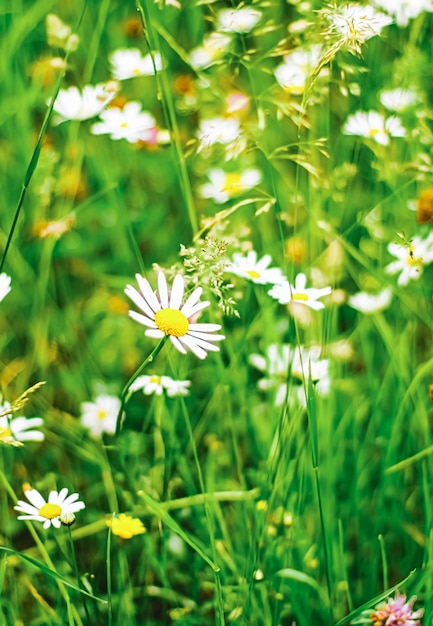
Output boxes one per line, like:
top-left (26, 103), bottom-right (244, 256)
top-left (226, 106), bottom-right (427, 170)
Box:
top-left (80, 393), bottom-right (121, 437)
top-left (189, 32), bottom-right (232, 69)
top-left (125, 272), bottom-right (225, 360)
top-left (91, 102), bottom-right (159, 144)
top-left (198, 168), bottom-right (262, 203)
top-left (0, 273), bottom-right (11, 302)
top-left (216, 7), bottom-right (262, 33)
top-left (343, 111), bottom-right (406, 145)
top-left (226, 250), bottom-right (285, 285)
top-left (0, 402), bottom-right (44, 445)
top-left (379, 87), bottom-right (420, 111)
top-left (110, 49), bottom-right (162, 80)
top-left (268, 273), bottom-right (332, 310)
top-left (128, 374), bottom-right (191, 397)
top-left (324, 4), bottom-right (392, 53)
top-left (52, 82), bottom-right (118, 124)
top-left (364, 591), bottom-right (424, 625)
top-left (348, 287), bottom-right (392, 313)
top-left (386, 233), bottom-right (433, 285)
top-left (274, 45), bottom-right (323, 94)
top-left (15, 487), bottom-right (85, 529)
top-left (197, 117), bottom-right (241, 149)
top-left (108, 513), bottom-right (146, 539)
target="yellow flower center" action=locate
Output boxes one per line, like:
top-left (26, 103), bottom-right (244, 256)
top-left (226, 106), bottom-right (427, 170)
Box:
top-left (97, 409), bottom-right (108, 420)
top-left (293, 293), bottom-right (309, 301)
top-left (222, 173), bottom-right (242, 194)
top-left (246, 270), bottom-right (261, 279)
top-left (149, 375), bottom-right (162, 384)
top-left (368, 128), bottom-right (380, 137)
top-left (39, 503), bottom-right (62, 519)
top-left (0, 427), bottom-right (12, 440)
top-left (155, 308), bottom-right (189, 337)
top-left (407, 248), bottom-right (423, 267)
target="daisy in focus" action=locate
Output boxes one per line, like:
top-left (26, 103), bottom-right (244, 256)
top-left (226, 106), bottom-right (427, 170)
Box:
top-left (110, 49), bottom-right (162, 80)
top-left (108, 513), bottom-right (146, 539)
top-left (226, 250), bottom-right (285, 285)
top-left (52, 82), bottom-right (118, 124)
top-left (80, 393), bottom-right (121, 437)
top-left (0, 402), bottom-right (44, 446)
top-left (249, 343), bottom-right (330, 407)
top-left (386, 233), bottom-right (433, 285)
top-left (129, 374), bottom-right (191, 397)
top-left (198, 168), bottom-right (262, 204)
top-left (125, 272), bottom-right (225, 360)
top-left (348, 287), bottom-right (392, 314)
top-left (216, 7), bottom-right (262, 33)
top-left (0, 273), bottom-right (11, 302)
top-left (323, 4), bottom-right (393, 53)
top-left (91, 102), bottom-right (165, 144)
top-left (268, 273), bottom-right (332, 310)
top-left (15, 486), bottom-right (85, 529)
top-left (343, 111), bottom-right (406, 145)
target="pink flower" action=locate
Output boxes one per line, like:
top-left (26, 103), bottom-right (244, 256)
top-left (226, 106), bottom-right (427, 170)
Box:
top-left (370, 592), bottom-right (423, 626)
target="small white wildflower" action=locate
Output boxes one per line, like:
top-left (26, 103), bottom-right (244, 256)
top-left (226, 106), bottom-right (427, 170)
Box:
top-left (326, 4), bottom-right (392, 52)
top-left (190, 32), bottom-right (232, 69)
top-left (386, 233), bottom-right (433, 285)
top-left (343, 111), bottom-right (406, 145)
top-left (80, 394), bottom-right (120, 437)
top-left (0, 402), bottom-right (44, 445)
top-left (216, 7), bottom-right (262, 33)
top-left (268, 273), bottom-right (332, 310)
top-left (129, 374), bottom-right (191, 397)
top-left (197, 117), bottom-right (241, 149)
top-left (15, 487), bottom-right (85, 530)
top-left (379, 87), bottom-right (420, 111)
top-left (110, 49), bottom-right (162, 80)
top-left (226, 251), bottom-right (285, 285)
top-left (52, 83), bottom-right (118, 124)
top-left (347, 287), bottom-right (392, 313)
top-left (91, 102), bottom-right (159, 144)
top-left (373, 0), bottom-right (433, 27)
top-left (198, 168), bottom-right (262, 203)
top-left (274, 45), bottom-right (322, 93)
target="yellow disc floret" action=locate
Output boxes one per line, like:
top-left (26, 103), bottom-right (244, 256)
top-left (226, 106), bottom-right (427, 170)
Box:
top-left (155, 308), bottom-right (189, 337)
top-left (293, 293), bottom-right (309, 301)
top-left (39, 503), bottom-right (62, 519)
top-left (246, 270), bottom-right (261, 280)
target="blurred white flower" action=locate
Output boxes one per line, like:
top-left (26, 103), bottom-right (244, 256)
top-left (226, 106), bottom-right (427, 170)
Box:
top-left (373, 0), bottom-right (433, 27)
top-left (325, 4), bottom-right (392, 52)
top-left (52, 83), bottom-right (118, 124)
top-left (379, 87), bottom-right (420, 111)
top-left (91, 102), bottom-right (159, 143)
top-left (0, 402), bottom-right (44, 445)
top-left (386, 233), bottom-right (433, 285)
top-left (197, 117), bottom-right (241, 148)
top-left (129, 374), bottom-right (191, 397)
top-left (15, 487), bottom-right (85, 529)
top-left (274, 45), bottom-right (322, 93)
top-left (0, 273), bottom-right (11, 302)
top-left (110, 49), bottom-right (162, 80)
top-left (249, 343), bottom-right (330, 407)
top-left (342, 111), bottom-right (406, 145)
top-left (198, 168), bottom-right (262, 203)
top-left (268, 273), bottom-right (332, 310)
top-left (80, 394), bottom-right (120, 437)
top-left (216, 7), bottom-right (262, 33)
top-left (190, 32), bottom-right (232, 69)
top-left (46, 14), bottom-right (79, 52)
top-left (348, 287), bottom-right (392, 313)
top-left (226, 250), bottom-right (285, 285)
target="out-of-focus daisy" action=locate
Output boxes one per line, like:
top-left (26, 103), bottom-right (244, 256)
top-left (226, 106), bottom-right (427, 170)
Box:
top-left (268, 273), bottom-right (331, 310)
top-left (249, 343), bottom-right (330, 407)
top-left (52, 82), bottom-right (118, 124)
top-left (108, 513), bottom-right (146, 539)
top-left (197, 117), bottom-right (241, 149)
top-left (190, 32), bottom-right (232, 69)
top-left (15, 486), bottom-right (85, 529)
top-left (0, 273), bottom-right (11, 302)
top-left (129, 374), bottom-right (191, 397)
top-left (347, 287), bottom-right (392, 313)
top-left (226, 251), bottom-right (285, 285)
top-left (355, 590), bottom-right (424, 625)
top-left (324, 4), bottom-right (392, 53)
top-left (274, 45), bottom-right (322, 94)
top-left (373, 0), bottom-right (433, 27)
top-left (379, 87), bottom-right (420, 111)
top-left (125, 272), bottom-right (225, 360)
top-left (198, 168), bottom-right (262, 203)
top-left (80, 394), bottom-right (121, 437)
top-left (91, 102), bottom-right (160, 144)
top-left (386, 233), bottom-right (433, 285)
top-left (110, 49), bottom-right (162, 80)
top-left (342, 111), bottom-right (406, 145)
top-left (0, 403), bottom-right (44, 445)
top-left (216, 7), bottom-right (262, 33)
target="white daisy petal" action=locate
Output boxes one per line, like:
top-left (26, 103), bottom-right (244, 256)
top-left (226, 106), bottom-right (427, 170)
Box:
top-left (169, 335), bottom-right (188, 354)
top-left (129, 311), bottom-right (157, 328)
top-left (184, 299), bottom-right (210, 318)
top-left (178, 336), bottom-right (208, 359)
top-left (188, 323), bottom-right (222, 332)
top-left (145, 328), bottom-right (165, 338)
top-left (125, 285), bottom-right (156, 319)
top-left (158, 272), bottom-right (169, 308)
top-left (24, 489), bottom-right (46, 509)
top-left (135, 274), bottom-right (161, 313)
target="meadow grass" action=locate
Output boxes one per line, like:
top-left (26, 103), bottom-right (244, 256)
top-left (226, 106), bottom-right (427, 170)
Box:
top-left (0, 0), bottom-right (433, 625)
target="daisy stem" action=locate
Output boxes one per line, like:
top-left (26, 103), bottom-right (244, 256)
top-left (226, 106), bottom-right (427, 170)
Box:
top-left (67, 526), bottom-right (92, 623)
top-left (115, 336), bottom-right (168, 436)
top-left (135, 0), bottom-right (198, 237)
